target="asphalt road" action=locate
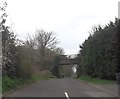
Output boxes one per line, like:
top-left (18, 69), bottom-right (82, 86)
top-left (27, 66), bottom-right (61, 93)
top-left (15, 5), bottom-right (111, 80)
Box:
top-left (5, 78), bottom-right (117, 97)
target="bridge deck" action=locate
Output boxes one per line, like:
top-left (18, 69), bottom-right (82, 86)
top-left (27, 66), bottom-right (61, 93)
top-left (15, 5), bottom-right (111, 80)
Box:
top-left (59, 59), bottom-right (77, 65)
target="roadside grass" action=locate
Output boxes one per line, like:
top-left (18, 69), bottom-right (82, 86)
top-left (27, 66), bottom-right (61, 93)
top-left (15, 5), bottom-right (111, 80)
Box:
top-left (79, 76), bottom-right (116, 84)
top-left (0, 76), bottom-right (2, 93)
top-left (31, 74), bottom-right (50, 81)
top-left (2, 74), bottom-right (50, 93)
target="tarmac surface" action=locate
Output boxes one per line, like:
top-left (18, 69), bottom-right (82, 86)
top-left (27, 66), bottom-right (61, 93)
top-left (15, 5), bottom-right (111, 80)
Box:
top-left (4, 78), bottom-right (119, 98)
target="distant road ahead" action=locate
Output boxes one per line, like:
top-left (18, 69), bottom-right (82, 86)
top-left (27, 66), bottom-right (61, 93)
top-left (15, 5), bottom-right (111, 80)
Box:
top-left (5, 78), bottom-right (117, 97)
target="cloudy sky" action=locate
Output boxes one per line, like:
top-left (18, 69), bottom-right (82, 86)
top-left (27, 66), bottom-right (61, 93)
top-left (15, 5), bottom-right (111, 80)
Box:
top-left (5, 0), bottom-right (119, 54)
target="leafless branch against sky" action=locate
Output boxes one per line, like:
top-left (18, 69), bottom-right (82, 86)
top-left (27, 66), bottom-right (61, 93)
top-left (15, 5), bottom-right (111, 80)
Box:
top-left (4, 0), bottom-right (120, 54)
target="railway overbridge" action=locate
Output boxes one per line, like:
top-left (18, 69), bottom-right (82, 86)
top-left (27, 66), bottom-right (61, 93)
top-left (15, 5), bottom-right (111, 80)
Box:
top-left (58, 54), bottom-right (78, 78)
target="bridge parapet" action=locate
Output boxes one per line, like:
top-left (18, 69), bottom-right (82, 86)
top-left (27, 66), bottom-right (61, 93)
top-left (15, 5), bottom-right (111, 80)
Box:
top-left (59, 54), bottom-right (77, 65)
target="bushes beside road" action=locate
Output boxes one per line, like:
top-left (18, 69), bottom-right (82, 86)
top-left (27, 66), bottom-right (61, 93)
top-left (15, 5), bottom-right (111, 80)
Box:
top-left (77, 18), bottom-right (120, 80)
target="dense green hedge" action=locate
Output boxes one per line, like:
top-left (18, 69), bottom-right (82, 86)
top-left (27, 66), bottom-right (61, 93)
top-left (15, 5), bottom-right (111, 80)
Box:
top-left (77, 18), bottom-right (120, 80)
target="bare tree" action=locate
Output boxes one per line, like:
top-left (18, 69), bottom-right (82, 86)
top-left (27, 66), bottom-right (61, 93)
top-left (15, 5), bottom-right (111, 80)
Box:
top-left (35, 30), bottom-right (58, 63)
top-left (54, 47), bottom-right (64, 55)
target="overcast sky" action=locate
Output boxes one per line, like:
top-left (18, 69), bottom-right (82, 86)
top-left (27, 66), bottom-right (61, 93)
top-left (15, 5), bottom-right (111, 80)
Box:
top-left (5, 0), bottom-right (119, 54)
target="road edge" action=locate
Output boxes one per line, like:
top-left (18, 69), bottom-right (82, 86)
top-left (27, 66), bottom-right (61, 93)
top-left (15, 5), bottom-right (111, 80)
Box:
top-left (77, 79), bottom-right (118, 97)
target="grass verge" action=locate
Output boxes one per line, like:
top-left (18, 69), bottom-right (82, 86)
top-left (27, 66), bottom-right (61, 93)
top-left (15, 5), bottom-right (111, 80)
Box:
top-left (31, 74), bottom-right (49, 81)
top-left (79, 76), bottom-right (116, 84)
top-left (0, 76), bottom-right (2, 93)
top-left (2, 74), bottom-right (50, 94)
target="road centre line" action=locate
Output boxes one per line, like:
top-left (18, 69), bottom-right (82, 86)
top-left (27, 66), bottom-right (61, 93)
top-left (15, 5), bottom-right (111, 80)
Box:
top-left (64, 90), bottom-right (70, 99)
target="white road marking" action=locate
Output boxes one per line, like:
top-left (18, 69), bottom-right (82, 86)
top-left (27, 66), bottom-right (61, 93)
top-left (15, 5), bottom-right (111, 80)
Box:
top-left (64, 90), bottom-right (70, 99)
